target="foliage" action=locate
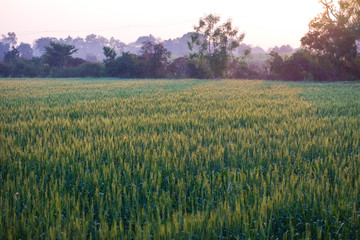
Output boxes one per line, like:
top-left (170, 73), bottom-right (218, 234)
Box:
top-left (33, 37), bottom-right (58, 56)
top-left (17, 43), bottom-right (34, 60)
top-left (0, 42), bottom-right (10, 61)
top-left (227, 58), bottom-right (261, 79)
top-left (0, 58), bottom-right (48, 78)
top-left (54, 62), bottom-right (105, 78)
top-left (1, 32), bottom-right (17, 47)
top-left (166, 57), bottom-right (192, 78)
top-left (263, 0), bottom-right (360, 81)
top-left (2, 7), bottom-right (360, 80)
top-left (338, 0), bottom-right (360, 38)
top-left (0, 79), bottom-right (359, 239)
top-left (189, 14), bottom-right (245, 78)
top-left (301, 0), bottom-right (360, 79)
top-left (165, 57), bottom-right (213, 79)
top-left (140, 41), bottom-right (171, 78)
top-left (103, 46), bottom-right (117, 64)
top-left (101, 42), bottom-right (171, 79)
top-left (112, 52), bottom-right (141, 78)
top-left (103, 47), bottom-right (118, 77)
top-left (268, 51), bottom-right (285, 80)
top-left (0, 62), bottom-right (10, 77)
top-left (43, 41), bottom-right (78, 69)
top-left (268, 50), bottom-right (336, 81)
top-left (3, 47), bottom-right (20, 63)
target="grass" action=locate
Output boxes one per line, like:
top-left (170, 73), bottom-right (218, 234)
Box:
top-left (0, 78), bottom-right (359, 239)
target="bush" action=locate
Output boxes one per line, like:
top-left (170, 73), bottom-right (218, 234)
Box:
top-left (72, 62), bottom-right (104, 77)
top-left (0, 62), bottom-right (10, 77)
top-left (53, 63), bottom-right (105, 78)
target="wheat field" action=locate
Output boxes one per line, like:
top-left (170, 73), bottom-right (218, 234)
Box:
top-left (0, 79), bottom-right (359, 239)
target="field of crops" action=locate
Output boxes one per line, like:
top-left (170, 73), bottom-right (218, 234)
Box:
top-left (0, 79), bottom-right (359, 239)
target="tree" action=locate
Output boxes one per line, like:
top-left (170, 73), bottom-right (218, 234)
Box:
top-left (268, 51), bottom-right (285, 80)
top-left (301, 0), bottom-right (357, 60)
top-left (34, 37), bottom-right (58, 56)
top-left (1, 32), bottom-right (17, 47)
top-left (18, 43), bottom-right (33, 59)
top-left (188, 14), bottom-right (245, 78)
top-left (140, 41), bottom-right (171, 78)
top-left (301, 0), bottom-right (359, 78)
top-left (0, 42), bottom-right (10, 61)
top-left (3, 47), bottom-right (20, 63)
top-left (103, 46), bottom-right (117, 64)
top-left (338, 0), bottom-right (360, 38)
top-left (167, 57), bottom-right (190, 78)
top-left (103, 46), bottom-right (117, 76)
top-left (268, 50), bottom-right (333, 81)
top-left (115, 52), bottom-right (141, 78)
top-left (43, 41), bottom-right (78, 69)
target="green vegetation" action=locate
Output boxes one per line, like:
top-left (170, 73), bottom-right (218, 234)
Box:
top-left (188, 14), bottom-right (245, 78)
top-left (269, 0), bottom-right (360, 81)
top-left (2, 1), bottom-right (360, 80)
top-left (1, 79), bottom-right (359, 239)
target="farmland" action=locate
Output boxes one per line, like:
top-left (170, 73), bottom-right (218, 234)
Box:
top-left (0, 79), bottom-right (359, 239)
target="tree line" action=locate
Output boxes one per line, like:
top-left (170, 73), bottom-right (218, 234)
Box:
top-left (0, 15), bottom-right (257, 79)
top-left (268, 0), bottom-right (360, 81)
top-left (1, 0), bottom-right (360, 81)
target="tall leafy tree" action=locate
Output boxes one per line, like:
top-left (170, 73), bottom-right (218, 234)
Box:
top-left (188, 14), bottom-right (245, 78)
top-left (103, 46), bottom-right (117, 76)
top-left (339, 0), bottom-right (360, 37)
top-left (140, 41), bottom-right (171, 78)
top-left (103, 46), bottom-right (117, 64)
top-left (301, 0), bottom-right (359, 77)
top-left (43, 41), bottom-right (78, 69)
top-left (115, 52), bottom-right (141, 78)
top-left (3, 47), bottom-right (20, 63)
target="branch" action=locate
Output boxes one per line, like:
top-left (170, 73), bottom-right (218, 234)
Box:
top-left (320, 0), bottom-right (337, 20)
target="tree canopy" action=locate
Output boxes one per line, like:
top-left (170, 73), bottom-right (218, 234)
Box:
top-left (3, 47), bottom-right (20, 63)
top-left (43, 41), bottom-right (78, 69)
top-left (301, 0), bottom-right (360, 77)
top-left (188, 14), bottom-right (245, 78)
top-left (140, 41), bottom-right (171, 78)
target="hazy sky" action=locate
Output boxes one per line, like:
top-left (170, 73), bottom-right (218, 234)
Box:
top-left (1, 0), bottom-right (323, 49)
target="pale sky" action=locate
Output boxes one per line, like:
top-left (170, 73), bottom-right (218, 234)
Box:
top-left (1, 0), bottom-right (323, 49)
